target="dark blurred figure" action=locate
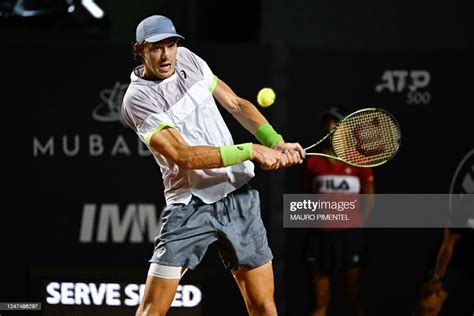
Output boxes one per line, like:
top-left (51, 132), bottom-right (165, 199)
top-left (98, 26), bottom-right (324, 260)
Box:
top-left (416, 227), bottom-right (474, 316)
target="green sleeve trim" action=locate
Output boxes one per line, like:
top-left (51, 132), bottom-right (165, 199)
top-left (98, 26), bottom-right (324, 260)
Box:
top-left (219, 143), bottom-right (253, 167)
top-left (209, 75), bottom-right (218, 93)
top-left (255, 123), bottom-right (284, 148)
top-left (146, 122), bottom-right (176, 145)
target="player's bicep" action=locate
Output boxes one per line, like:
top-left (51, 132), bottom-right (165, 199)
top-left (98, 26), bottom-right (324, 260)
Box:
top-left (148, 127), bottom-right (188, 164)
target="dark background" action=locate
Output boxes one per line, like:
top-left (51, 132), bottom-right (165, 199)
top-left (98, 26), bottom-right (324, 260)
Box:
top-left (1, 0), bottom-right (473, 315)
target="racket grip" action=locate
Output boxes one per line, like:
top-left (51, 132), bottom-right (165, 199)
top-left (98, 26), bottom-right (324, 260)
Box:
top-left (304, 149), bottom-right (307, 158)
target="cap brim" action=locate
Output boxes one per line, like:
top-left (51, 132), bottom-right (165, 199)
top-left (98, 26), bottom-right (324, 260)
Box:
top-left (145, 33), bottom-right (185, 43)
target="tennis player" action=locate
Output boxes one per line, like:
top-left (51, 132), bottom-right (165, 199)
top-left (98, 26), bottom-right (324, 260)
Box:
top-left (122, 15), bottom-right (304, 316)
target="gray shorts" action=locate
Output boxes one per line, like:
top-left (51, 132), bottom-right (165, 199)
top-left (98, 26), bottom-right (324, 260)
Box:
top-left (149, 184), bottom-right (273, 270)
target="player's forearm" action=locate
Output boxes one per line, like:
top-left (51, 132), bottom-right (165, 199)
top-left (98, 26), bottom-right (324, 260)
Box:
top-left (231, 97), bottom-right (269, 134)
top-left (148, 128), bottom-right (253, 170)
top-left (214, 80), bottom-right (268, 133)
top-left (177, 143), bottom-right (259, 170)
top-left (176, 146), bottom-right (223, 170)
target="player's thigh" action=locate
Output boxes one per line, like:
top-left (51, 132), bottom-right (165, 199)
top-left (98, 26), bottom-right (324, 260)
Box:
top-left (232, 261), bottom-right (275, 303)
top-left (139, 275), bottom-right (180, 312)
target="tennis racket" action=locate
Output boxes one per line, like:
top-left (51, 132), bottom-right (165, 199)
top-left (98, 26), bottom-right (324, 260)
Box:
top-left (304, 108), bottom-right (401, 167)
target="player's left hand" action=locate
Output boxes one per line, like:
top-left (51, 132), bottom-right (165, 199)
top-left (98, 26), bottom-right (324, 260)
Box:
top-left (273, 141), bottom-right (305, 165)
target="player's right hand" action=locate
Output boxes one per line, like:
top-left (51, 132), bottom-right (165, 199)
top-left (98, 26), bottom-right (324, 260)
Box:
top-left (252, 144), bottom-right (290, 170)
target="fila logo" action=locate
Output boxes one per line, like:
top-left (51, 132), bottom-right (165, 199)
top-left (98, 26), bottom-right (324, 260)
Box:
top-left (319, 179), bottom-right (350, 191)
top-left (79, 204), bottom-right (162, 243)
top-left (315, 176), bottom-right (360, 193)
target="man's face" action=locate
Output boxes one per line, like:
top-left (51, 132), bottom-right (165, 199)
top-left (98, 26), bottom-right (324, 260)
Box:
top-left (140, 38), bottom-right (179, 80)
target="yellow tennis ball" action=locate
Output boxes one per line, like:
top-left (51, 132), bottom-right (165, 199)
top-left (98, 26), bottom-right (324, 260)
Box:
top-left (257, 87), bottom-right (276, 107)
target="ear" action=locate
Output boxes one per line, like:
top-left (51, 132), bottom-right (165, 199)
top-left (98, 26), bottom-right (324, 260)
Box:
top-left (134, 42), bottom-right (144, 58)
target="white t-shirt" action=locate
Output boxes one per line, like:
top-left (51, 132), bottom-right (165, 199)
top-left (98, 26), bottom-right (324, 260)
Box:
top-left (122, 47), bottom-right (254, 205)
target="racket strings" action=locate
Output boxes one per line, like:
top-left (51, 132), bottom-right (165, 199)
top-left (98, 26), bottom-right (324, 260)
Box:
top-left (332, 111), bottom-right (400, 166)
